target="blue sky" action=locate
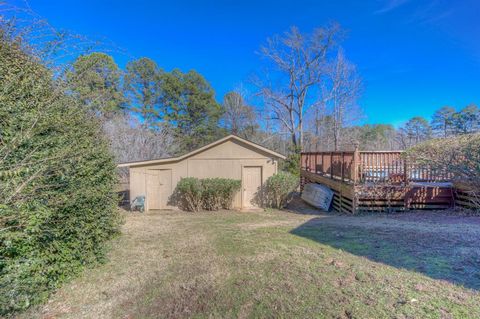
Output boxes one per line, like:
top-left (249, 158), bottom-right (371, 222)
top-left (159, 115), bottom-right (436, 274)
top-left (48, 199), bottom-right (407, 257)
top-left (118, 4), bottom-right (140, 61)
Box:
top-left (24, 0), bottom-right (480, 126)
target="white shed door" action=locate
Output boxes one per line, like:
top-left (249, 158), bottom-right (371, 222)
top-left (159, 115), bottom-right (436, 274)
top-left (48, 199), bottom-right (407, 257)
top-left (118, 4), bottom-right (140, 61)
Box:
top-left (242, 166), bottom-right (262, 208)
top-left (146, 169), bottom-right (172, 210)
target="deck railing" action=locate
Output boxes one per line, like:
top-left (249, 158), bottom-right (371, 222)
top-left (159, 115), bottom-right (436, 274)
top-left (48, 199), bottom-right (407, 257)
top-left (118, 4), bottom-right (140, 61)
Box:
top-left (301, 149), bottom-right (453, 184)
top-left (301, 151), bottom-right (357, 182)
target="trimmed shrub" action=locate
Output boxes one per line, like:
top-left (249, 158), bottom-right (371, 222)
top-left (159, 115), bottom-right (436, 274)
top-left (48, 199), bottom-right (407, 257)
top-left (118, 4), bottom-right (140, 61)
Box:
top-left (201, 178), bottom-right (224, 211)
top-left (0, 33), bottom-right (120, 314)
top-left (202, 178), bottom-right (242, 210)
top-left (218, 179), bottom-right (242, 209)
top-left (175, 177), bottom-right (203, 212)
top-left (173, 178), bottom-right (241, 212)
top-left (263, 172), bottom-right (299, 208)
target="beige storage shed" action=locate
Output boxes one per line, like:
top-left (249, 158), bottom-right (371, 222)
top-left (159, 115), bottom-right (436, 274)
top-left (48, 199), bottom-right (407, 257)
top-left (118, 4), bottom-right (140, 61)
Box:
top-left (119, 135), bottom-right (286, 211)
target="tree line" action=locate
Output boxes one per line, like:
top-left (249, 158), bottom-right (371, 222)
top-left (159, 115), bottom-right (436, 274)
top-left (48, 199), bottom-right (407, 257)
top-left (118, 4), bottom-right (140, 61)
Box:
top-left (76, 25), bottom-right (480, 158)
top-left (396, 104), bottom-right (480, 149)
top-left (27, 18), bottom-right (479, 159)
top-left (301, 104), bottom-right (480, 151)
top-left (66, 53), bottom-right (224, 158)
top-left (62, 24), bottom-right (364, 162)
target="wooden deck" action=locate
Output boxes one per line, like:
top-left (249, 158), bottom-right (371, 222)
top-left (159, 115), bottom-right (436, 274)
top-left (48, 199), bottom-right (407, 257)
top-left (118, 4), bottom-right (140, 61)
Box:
top-left (300, 148), bottom-right (464, 213)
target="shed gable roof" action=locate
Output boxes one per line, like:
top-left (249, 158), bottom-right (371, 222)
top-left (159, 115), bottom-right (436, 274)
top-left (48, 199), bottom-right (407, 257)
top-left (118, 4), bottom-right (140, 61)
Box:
top-left (118, 135), bottom-right (286, 167)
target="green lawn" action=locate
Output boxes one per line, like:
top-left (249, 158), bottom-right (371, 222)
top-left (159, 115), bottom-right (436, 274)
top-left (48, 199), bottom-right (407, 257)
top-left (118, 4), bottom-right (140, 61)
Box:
top-left (23, 208), bottom-right (480, 318)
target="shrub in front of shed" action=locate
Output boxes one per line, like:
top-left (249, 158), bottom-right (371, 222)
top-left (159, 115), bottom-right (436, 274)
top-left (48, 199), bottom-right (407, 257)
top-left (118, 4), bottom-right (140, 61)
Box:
top-left (175, 177), bottom-right (204, 212)
top-left (263, 172), bottom-right (299, 208)
top-left (201, 178), bottom-right (224, 210)
top-left (201, 178), bottom-right (241, 210)
top-left (218, 179), bottom-right (242, 209)
top-left (174, 178), bottom-right (240, 212)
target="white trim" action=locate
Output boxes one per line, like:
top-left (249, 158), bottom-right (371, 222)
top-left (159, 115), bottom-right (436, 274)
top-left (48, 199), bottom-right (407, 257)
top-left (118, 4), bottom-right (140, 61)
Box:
top-left (118, 135), bottom-right (286, 168)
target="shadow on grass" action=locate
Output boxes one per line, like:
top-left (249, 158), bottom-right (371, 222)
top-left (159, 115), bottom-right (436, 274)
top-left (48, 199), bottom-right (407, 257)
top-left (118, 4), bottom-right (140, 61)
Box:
top-left (290, 217), bottom-right (480, 290)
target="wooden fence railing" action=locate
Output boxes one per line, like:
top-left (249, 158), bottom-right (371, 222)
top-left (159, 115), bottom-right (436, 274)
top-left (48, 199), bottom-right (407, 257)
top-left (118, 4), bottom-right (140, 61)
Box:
top-left (301, 149), bottom-right (453, 184)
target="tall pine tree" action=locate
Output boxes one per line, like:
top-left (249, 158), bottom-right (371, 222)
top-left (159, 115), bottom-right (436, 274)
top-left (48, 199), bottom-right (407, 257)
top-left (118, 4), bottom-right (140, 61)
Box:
top-left (431, 106), bottom-right (456, 137)
top-left (161, 69), bottom-right (225, 153)
top-left (124, 57), bottom-right (163, 127)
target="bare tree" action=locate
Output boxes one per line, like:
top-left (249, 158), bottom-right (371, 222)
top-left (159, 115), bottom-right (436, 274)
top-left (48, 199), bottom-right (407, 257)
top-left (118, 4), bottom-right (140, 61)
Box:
top-left (257, 25), bottom-right (342, 151)
top-left (323, 50), bottom-right (362, 150)
top-left (221, 88), bottom-right (258, 139)
top-left (103, 114), bottom-right (176, 165)
top-left (304, 113), bottom-right (333, 151)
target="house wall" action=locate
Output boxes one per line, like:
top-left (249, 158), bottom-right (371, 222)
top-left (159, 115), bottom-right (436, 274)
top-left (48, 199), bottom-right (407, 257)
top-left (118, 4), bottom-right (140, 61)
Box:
top-left (129, 139), bottom-right (279, 210)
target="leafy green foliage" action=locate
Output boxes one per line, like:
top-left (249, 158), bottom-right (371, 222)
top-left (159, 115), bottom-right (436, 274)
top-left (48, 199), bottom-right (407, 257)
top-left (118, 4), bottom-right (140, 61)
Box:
top-left (202, 178), bottom-right (242, 210)
top-left (173, 178), bottom-right (241, 212)
top-left (174, 177), bottom-right (204, 212)
top-left (263, 172), bottom-right (299, 208)
top-left (452, 104), bottom-right (480, 135)
top-left (280, 146), bottom-right (301, 176)
top-left (67, 52), bottom-right (125, 117)
top-left (355, 124), bottom-right (396, 150)
top-left (123, 57), bottom-right (163, 126)
top-left (431, 106), bottom-right (456, 138)
top-left (161, 69), bottom-right (226, 153)
top-left (0, 36), bottom-right (121, 314)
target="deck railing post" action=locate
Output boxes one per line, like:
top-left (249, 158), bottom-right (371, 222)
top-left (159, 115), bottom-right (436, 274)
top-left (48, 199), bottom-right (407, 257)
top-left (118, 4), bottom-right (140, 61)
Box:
top-left (352, 143), bottom-right (359, 184)
top-left (404, 157), bottom-right (408, 185)
top-left (330, 152), bottom-right (333, 179)
top-left (341, 152), bottom-right (345, 182)
top-left (321, 153), bottom-right (325, 175)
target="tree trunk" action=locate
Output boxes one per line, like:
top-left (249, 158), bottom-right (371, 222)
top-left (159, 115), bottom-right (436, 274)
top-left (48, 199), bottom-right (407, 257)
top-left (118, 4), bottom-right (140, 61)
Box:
top-left (299, 117), bottom-right (303, 151)
top-left (291, 132), bottom-right (297, 148)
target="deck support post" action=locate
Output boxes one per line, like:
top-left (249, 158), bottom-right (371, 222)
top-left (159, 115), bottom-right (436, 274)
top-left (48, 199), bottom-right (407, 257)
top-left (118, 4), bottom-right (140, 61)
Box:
top-left (404, 158), bottom-right (409, 211)
top-left (352, 143), bottom-right (360, 213)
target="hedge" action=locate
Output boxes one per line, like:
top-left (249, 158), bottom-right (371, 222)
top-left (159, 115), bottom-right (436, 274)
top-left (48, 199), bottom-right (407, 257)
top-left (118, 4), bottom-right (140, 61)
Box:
top-left (174, 178), bottom-right (241, 212)
top-left (0, 31), bottom-right (121, 314)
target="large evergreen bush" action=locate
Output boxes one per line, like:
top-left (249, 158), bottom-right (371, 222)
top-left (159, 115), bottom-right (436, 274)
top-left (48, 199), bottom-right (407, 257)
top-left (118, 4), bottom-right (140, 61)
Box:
top-left (0, 33), bottom-right (121, 314)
